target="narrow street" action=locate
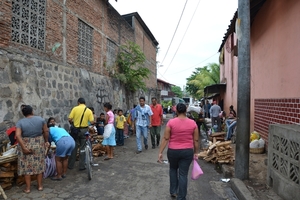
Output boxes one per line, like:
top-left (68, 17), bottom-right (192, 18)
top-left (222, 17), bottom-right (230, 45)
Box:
top-left (5, 116), bottom-right (237, 200)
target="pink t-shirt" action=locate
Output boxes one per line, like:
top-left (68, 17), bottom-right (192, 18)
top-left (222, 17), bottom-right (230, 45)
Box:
top-left (167, 117), bottom-right (197, 149)
top-left (107, 110), bottom-right (114, 124)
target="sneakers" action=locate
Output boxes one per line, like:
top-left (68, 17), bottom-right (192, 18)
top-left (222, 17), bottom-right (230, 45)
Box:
top-left (136, 151), bottom-right (142, 154)
top-left (152, 145), bottom-right (155, 149)
top-left (145, 145), bottom-right (148, 150)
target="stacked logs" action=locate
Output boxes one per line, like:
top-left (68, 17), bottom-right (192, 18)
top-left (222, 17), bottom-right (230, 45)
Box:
top-left (198, 141), bottom-right (234, 164)
top-left (0, 161), bottom-right (17, 190)
top-left (91, 135), bottom-right (106, 157)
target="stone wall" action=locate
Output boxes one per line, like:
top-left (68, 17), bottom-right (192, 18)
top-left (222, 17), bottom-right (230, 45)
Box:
top-left (0, 0), bottom-right (160, 132)
top-left (0, 49), bottom-right (159, 130)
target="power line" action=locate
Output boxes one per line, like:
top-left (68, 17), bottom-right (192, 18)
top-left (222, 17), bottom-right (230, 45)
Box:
top-left (157, 70), bottom-right (170, 83)
top-left (162, 0), bottom-right (201, 76)
top-left (161, 0), bottom-right (188, 65)
top-left (166, 52), bottom-right (218, 75)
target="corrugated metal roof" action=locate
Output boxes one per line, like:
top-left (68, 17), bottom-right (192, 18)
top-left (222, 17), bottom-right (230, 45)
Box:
top-left (218, 0), bottom-right (266, 52)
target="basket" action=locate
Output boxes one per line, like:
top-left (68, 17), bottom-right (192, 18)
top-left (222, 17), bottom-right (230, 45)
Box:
top-left (250, 147), bottom-right (264, 154)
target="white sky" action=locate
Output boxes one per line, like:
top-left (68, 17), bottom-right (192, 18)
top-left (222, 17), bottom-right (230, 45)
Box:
top-left (109, 0), bottom-right (238, 90)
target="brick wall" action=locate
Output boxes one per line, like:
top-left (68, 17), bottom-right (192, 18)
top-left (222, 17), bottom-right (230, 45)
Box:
top-left (1, 0), bottom-right (157, 83)
top-left (254, 98), bottom-right (300, 146)
top-left (0, 1), bottom-right (11, 48)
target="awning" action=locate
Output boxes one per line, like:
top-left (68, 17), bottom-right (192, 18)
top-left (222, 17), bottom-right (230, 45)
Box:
top-left (204, 83), bottom-right (226, 95)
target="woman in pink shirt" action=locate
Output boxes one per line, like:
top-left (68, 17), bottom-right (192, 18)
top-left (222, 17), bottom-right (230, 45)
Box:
top-left (158, 103), bottom-right (199, 199)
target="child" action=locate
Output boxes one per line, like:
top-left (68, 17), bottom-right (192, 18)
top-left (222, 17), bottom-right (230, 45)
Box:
top-left (115, 109), bottom-right (127, 146)
top-left (96, 113), bottom-right (105, 135)
top-left (102, 103), bottom-right (116, 160)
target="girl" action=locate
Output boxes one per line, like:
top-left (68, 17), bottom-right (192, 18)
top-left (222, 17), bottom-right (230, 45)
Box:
top-left (102, 103), bottom-right (116, 160)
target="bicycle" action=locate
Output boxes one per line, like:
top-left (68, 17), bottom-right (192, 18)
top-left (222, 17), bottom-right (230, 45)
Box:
top-left (80, 131), bottom-right (98, 180)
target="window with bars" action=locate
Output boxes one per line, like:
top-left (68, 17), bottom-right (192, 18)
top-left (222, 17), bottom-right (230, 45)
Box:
top-left (106, 39), bottom-right (117, 67)
top-left (78, 20), bottom-right (93, 66)
top-left (11, 0), bottom-right (46, 50)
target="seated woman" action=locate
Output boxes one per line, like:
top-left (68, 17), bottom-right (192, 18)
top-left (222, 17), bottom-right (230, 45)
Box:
top-left (48, 124), bottom-right (75, 180)
top-left (225, 105), bottom-right (237, 140)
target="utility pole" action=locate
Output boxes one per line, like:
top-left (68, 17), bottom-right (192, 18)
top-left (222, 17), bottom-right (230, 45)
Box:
top-left (235, 0), bottom-right (251, 180)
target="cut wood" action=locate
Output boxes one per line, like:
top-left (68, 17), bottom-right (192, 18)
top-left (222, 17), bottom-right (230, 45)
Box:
top-left (210, 132), bottom-right (226, 137)
top-left (216, 141), bottom-right (232, 147)
top-left (0, 172), bottom-right (14, 178)
top-left (198, 151), bottom-right (207, 158)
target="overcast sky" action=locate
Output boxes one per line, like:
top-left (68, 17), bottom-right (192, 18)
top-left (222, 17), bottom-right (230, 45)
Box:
top-left (109, 0), bottom-right (238, 90)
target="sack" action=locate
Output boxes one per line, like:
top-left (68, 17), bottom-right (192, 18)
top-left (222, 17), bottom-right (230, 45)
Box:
top-left (103, 124), bottom-right (113, 139)
top-left (44, 152), bottom-right (56, 178)
top-left (69, 125), bottom-right (79, 140)
top-left (191, 158), bottom-right (203, 180)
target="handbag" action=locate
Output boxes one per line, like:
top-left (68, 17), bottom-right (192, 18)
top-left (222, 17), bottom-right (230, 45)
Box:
top-left (69, 107), bottom-right (87, 139)
top-left (191, 158), bottom-right (203, 180)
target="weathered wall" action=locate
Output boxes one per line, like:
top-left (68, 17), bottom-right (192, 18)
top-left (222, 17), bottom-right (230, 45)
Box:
top-left (0, 49), bottom-right (118, 130)
top-left (219, 33), bottom-right (238, 116)
top-left (251, 0), bottom-right (300, 140)
top-left (0, 0), bottom-right (159, 131)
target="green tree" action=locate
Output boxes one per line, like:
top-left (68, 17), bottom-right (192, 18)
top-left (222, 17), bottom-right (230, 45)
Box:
top-left (171, 86), bottom-right (183, 98)
top-left (115, 42), bottom-right (151, 92)
top-left (186, 67), bottom-right (209, 98)
top-left (187, 63), bottom-right (220, 97)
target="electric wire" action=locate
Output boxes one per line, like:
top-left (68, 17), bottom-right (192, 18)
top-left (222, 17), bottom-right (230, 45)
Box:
top-left (160, 0), bottom-right (189, 65)
top-left (162, 0), bottom-right (201, 76)
top-left (157, 70), bottom-right (170, 83)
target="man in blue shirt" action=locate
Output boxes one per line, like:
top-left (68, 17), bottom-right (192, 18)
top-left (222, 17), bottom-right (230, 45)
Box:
top-left (132, 97), bottom-right (153, 154)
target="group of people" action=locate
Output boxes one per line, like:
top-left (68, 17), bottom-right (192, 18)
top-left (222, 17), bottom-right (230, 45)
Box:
top-left (14, 97), bottom-right (201, 199)
top-left (197, 99), bottom-right (237, 141)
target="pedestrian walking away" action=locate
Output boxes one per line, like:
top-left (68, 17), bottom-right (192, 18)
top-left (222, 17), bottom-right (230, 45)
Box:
top-left (210, 100), bottom-right (221, 132)
top-left (150, 97), bottom-right (163, 149)
top-left (132, 97), bottom-right (153, 154)
top-left (158, 103), bottom-right (199, 199)
top-left (68, 98), bottom-right (94, 170)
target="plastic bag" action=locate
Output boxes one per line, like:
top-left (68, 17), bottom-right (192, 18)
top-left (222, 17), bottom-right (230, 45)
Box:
top-left (44, 152), bottom-right (56, 178)
top-left (250, 139), bottom-right (259, 148)
top-left (258, 138), bottom-right (265, 148)
top-left (103, 124), bottom-right (113, 139)
top-left (191, 158), bottom-right (203, 180)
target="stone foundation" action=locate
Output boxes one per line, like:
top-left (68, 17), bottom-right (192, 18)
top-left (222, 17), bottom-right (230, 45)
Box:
top-left (0, 49), bottom-right (159, 130)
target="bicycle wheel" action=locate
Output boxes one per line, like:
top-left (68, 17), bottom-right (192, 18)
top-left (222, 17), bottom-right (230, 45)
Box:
top-left (85, 146), bottom-right (92, 180)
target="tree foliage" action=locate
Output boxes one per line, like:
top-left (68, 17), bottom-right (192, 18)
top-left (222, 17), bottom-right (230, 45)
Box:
top-left (115, 42), bottom-right (150, 92)
top-left (171, 86), bottom-right (183, 98)
top-left (186, 63), bottom-right (220, 98)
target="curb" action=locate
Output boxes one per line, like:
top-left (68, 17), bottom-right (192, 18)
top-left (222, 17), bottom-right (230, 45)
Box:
top-left (221, 165), bottom-right (257, 200)
top-left (231, 178), bottom-right (257, 200)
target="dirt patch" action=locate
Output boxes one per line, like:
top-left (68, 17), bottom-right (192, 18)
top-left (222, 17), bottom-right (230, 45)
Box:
top-left (226, 149), bottom-right (283, 200)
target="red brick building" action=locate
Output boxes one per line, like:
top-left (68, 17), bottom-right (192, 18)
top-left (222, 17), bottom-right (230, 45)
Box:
top-left (0, 0), bottom-right (158, 88)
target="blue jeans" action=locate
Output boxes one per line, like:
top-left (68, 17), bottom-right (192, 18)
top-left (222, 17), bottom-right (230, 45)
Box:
top-left (116, 128), bottom-right (124, 145)
top-left (136, 125), bottom-right (148, 151)
top-left (226, 120), bottom-right (237, 140)
top-left (167, 148), bottom-right (193, 200)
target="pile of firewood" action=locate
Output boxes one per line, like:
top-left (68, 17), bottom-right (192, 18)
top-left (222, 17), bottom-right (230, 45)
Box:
top-left (0, 161), bottom-right (17, 190)
top-left (198, 141), bottom-right (234, 164)
top-left (91, 135), bottom-right (106, 157)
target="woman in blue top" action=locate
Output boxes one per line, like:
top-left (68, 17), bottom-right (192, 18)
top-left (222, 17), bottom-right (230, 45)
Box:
top-left (48, 123), bottom-right (75, 181)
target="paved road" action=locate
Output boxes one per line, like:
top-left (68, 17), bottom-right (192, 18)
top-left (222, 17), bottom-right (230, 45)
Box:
top-left (5, 119), bottom-right (237, 200)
